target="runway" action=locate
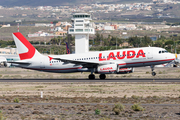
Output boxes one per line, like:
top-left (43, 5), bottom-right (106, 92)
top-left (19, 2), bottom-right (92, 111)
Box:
top-left (0, 78), bottom-right (180, 82)
top-left (0, 102), bottom-right (180, 106)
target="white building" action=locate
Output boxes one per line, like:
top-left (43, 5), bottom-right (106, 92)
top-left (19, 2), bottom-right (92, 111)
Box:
top-left (28, 31), bottom-right (54, 37)
top-left (35, 23), bottom-right (54, 27)
top-left (104, 26), bottom-right (114, 30)
top-left (0, 48), bottom-right (18, 55)
top-left (68, 13), bottom-right (95, 54)
top-left (51, 27), bottom-right (64, 31)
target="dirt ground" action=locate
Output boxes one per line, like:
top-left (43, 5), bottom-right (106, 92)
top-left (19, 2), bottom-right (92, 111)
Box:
top-left (0, 67), bottom-right (180, 119)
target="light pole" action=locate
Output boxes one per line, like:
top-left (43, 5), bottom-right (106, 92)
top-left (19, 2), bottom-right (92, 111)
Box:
top-left (116, 36), bottom-right (117, 49)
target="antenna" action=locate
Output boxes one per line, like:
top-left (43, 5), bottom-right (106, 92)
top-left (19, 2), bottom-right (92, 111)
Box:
top-left (17, 23), bottom-right (19, 32)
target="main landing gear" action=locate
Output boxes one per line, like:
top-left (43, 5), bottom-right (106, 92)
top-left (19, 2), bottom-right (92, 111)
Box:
top-left (89, 68), bottom-right (95, 79)
top-left (88, 74), bottom-right (107, 79)
top-left (89, 74), bottom-right (95, 79)
top-left (150, 65), bottom-right (156, 76)
top-left (99, 74), bottom-right (106, 79)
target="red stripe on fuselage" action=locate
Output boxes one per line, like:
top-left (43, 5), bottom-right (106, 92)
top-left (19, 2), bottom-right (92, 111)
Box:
top-left (13, 32), bottom-right (36, 60)
top-left (126, 58), bottom-right (175, 65)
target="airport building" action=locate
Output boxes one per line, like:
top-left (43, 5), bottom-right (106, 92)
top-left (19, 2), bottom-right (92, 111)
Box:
top-left (68, 13), bottom-right (95, 54)
top-left (0, 48), bottom-right (18, 55)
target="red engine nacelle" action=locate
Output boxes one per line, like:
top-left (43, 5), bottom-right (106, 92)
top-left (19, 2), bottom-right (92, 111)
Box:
top-left (95, 64), bottom-right (117, 74)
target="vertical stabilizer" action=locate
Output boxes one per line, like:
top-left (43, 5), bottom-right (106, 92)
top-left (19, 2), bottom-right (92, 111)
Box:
top-left (12, 32), bottom-right (42, 60)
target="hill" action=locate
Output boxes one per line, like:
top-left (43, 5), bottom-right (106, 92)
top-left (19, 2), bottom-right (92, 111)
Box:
top-left (0, 0), bottom-right (152, 7)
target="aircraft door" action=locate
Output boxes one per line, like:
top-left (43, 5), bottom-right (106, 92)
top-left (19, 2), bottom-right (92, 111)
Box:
top-left (147, 48), bottom-right (153, 59)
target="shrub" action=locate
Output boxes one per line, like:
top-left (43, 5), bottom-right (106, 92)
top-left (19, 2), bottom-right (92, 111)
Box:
top-left (13, 98), bottom-right (19, 103)
top-left (146, 71), bottom-right (150, 74)
top-left (131, 103), bottom-right (144, 111)
top-left (112, 103), bottom-right (125, 115)
top-left (95, 109), bottom-right (100, 115)
top-left (131, 95), bottom-right (139, 99)
top-left (159, 71), bottom-right (162, 74)
top-left (0, 111), bottom-right (4, 120)
top-left (123, 95), bottom-right (127, 99)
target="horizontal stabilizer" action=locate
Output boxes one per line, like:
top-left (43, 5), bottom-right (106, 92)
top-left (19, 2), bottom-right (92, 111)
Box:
top-left (8, 61), bottom-right (31, 65)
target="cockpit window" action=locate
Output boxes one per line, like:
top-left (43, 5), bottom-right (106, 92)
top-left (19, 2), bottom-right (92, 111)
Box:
top-left (159, 50), bottom-right (168, 54)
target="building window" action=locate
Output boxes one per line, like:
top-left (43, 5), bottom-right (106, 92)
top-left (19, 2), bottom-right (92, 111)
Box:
top-left (75, 24), bottom-right (83, 26)
top-left (76, 20), bottom-right (83, 22)
top-left (70, 29), bottom-right (74, 32)
top-left (85, 29), bottom-right (90, 32)
top-left (75, 29), bottom-right (83, 32)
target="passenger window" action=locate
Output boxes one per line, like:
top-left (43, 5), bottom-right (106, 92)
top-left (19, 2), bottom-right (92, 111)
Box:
top-left (162, 51), bottom-right (164, 53)
top-left (159, 51), bottom-right (161, 53)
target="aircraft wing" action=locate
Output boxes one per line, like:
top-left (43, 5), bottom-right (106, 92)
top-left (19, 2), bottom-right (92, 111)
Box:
top-left (53, 57), bottom-right (126, 68)
top-left (53, 57), bottom-right (118, 68)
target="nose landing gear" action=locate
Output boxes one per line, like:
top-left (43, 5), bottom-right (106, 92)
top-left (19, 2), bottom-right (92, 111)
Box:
top-left (150, 65), bottom-right (156, 76)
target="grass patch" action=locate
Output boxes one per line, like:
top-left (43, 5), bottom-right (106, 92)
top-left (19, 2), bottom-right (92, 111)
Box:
top-left (112, 103), bottom-right (125, 115)
top-left (95, 108), bottom-right (101, 115)
top-left (14, 98), bottom-right (19, 103)
top-left (35, 86), bottom-right (44, 88)
top-left (131, 103), bottom-right (144, 111)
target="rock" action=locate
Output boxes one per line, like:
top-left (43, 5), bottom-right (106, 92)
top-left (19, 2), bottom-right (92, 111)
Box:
top-left (77, 112), bottom-right (82, 114)
top-left (32, 111), bottom-right (39, 114)
top-left (15, 105), bottom-right (21, 108)
top-left (51, 118), bottom-right (58, 120)
top-left (8, 106), bottom-right (14, 110)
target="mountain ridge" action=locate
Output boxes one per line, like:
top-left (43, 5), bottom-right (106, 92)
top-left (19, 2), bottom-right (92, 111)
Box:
top-left (0, 0), bottom-right (152, 7)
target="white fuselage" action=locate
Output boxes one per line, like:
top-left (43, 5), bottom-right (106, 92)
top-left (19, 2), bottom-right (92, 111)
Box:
top-left (13, 47), bottom-right (175, 74)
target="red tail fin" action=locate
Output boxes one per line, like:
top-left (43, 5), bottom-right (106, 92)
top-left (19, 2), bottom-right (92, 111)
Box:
top-left (12, 32), bottom-right (36, 60)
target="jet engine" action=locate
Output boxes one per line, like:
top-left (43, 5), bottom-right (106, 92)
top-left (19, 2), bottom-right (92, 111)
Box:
top-left (95, 64), bottom-right (118, 74)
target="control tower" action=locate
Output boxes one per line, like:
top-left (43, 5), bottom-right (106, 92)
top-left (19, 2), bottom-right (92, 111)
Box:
top-left (68, 13), bottom-right (95, 54)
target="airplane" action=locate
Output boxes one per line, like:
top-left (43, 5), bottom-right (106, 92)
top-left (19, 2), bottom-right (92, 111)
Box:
top-left (0, 56), bottom-right (8, 67)
top-left (66, 42), bottom-right (70, 54)
top-left (10, 32), bottom-right (177, 79)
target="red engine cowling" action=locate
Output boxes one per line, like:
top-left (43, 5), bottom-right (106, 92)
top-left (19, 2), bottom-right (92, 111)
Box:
top-left (117, 67), bottom-right (134, 74)
top-left (95, 64), bottom-right (117, 74)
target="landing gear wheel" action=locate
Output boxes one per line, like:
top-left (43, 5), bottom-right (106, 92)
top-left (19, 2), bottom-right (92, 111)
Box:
top-left (89, 74), bottom-right (95, 79)
top-left (150, 65), bottom-right (156, 76)
top-left (99, 74), bottom-right (106, 79)
top-left (152, 72), bottom-right (156, 76)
